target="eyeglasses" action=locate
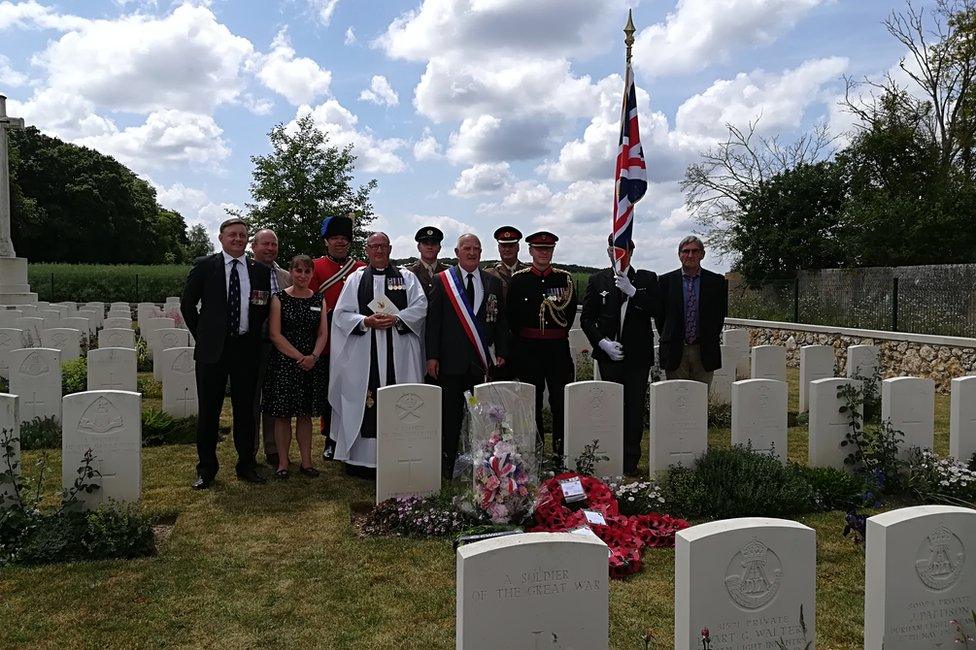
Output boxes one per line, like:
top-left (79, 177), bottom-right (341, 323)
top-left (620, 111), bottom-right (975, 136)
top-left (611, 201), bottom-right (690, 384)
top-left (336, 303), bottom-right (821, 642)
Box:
top-left (365, 243), bottom-right (390, 250)
top-left (680, 248), bottom-right (703, 255)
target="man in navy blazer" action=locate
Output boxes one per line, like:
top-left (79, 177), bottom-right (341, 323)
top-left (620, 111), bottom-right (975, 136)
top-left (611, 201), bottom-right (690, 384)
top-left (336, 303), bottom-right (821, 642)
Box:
top-left (425, 233), bottom-right (510, 478)
top-left (181, 217), bottom-right (272, 489)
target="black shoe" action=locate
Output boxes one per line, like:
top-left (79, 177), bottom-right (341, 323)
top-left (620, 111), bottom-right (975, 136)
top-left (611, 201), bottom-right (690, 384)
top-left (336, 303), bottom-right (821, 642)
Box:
top-left (299, 465), bottom-right (319, 478)
top-left (192, 476), bottom-right (214, 490)
top-left (274, 468), bottom-right (290, 480)
top-left (236, 468), bottom-right (267, 484)
top-left (266, 453), bottom-right (280, 468)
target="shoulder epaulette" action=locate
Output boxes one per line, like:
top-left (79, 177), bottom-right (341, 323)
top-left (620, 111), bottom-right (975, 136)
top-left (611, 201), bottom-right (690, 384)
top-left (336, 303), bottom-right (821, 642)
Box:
top-left (513, 267), bottom-right (532, 276)
top-left (552, 267), bottom-right (572, 276)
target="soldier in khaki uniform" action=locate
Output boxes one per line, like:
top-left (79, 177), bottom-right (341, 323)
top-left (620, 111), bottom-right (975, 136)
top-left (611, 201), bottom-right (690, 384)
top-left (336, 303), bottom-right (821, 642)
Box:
top-left (485, 225), bottom-right (527, 299)
top-left (404, 226), bottom-right (449, 298)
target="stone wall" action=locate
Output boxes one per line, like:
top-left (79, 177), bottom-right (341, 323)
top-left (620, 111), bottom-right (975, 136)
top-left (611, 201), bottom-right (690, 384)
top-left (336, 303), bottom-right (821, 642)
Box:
top-left (728, 319), bottom-right (976, 393)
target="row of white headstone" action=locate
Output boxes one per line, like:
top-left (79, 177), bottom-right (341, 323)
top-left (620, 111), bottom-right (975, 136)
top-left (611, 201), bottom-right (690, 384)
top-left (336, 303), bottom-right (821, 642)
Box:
top-left (455, 505), bottom-right (976, 649)
top-left (0, 390), bottom-right (141, 511)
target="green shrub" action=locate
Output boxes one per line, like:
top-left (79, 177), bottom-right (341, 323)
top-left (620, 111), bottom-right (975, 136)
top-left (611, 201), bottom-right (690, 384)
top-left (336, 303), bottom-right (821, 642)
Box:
top-left (136, 337), bottom-right (152, 372)
top-left (28, 263), bottom-right (190, 303)
top-left (20, 416), bottom-right (60, 450)
top-left (0, 376), bottom-right (7, 393)
top-left (137, 375), bottom-right (162, 399)
top-left (61, 357), bottom-right (88, 395)
top-left (141, 407), bottom-right (196, 446)
top-left (660, 445), bottom-right (817, 519)
top-left (707, 402), bottom-right (732, 428)
top-left (574, 352), bottom-right (594, 381)
top-left (791, 464), bottom-right (868, 510)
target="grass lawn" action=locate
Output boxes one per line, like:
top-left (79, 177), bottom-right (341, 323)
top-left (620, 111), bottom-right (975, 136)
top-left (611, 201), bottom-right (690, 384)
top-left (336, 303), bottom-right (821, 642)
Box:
top-left (0, 369), bottom-right (954, 648)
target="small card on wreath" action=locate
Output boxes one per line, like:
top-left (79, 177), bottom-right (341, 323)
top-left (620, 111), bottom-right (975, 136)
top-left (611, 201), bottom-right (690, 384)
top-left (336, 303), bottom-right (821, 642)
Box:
top-left (583, 510), bottom-right (606, 526)
top-left (368, 294), bottom-right (400, 316)
top-left (559, 476), bottom-right (586, 503)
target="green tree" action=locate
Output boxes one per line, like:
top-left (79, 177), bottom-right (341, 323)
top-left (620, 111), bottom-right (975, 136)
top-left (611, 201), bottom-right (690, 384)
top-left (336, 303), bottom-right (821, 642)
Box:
top-left (184, 224), bottom-right (214, 259)
top-left (238, 114), bottom-right (377, 261)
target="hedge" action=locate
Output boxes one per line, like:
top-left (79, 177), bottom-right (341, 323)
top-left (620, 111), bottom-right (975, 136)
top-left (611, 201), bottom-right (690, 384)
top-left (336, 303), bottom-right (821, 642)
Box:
top-left (28, 264), bottom-right (191, 303)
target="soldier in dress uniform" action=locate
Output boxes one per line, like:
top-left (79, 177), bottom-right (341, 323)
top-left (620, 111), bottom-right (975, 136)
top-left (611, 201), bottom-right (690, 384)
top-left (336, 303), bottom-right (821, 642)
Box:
top-left (404, 226), bottom-right (449, 297)
top-left (506, 231), bottom-right (578, 458)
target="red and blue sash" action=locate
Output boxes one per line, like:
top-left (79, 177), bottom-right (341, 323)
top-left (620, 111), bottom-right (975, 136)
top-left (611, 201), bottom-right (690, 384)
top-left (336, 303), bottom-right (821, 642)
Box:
top-left (439, 267), bottom-right (494, 372)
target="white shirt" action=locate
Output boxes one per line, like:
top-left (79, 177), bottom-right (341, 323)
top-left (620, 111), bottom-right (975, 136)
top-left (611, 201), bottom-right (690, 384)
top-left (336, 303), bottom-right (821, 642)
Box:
top-left (459, 266), bottom-right (484, 313)
top-left (222, 250), bottom-right (250, 334)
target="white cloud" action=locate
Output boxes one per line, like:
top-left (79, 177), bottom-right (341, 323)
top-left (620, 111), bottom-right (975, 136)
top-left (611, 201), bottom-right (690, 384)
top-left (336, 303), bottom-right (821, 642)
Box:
top-left (447, 114), bottom-right (553, 164)
top-left (359, 75), bottom-right (398, 107)
top-left (7, 87), bottom-right (117, 139)
top-left (31, 4), bottom-right (253, 113)
top-left (154, 181), bottom-right (238, 245)
top-left (390, 214), bottom-right (479, 253)
top-left (633, 0), bottom-right (825, 77)
top-left (298, 100), bottom-right (408, 173)
top-left (309, 0), bottom-right (340, 25)
top-left (253, 29), bottom-right (332, 106)
top-left (478, 180), bottom-right (552, 214)
top-left (451, 162), bottom-right (513, 196)
top-left (344, 26), bottom-right (356, 45)
top-left (76, 110), bottom-right (230, 172)
top-left (0, 0), bottom-right (88, 31)
top-left (0, 54), bottom-right (27, 86)
top-left (413, 128), bottom-right (443, 161)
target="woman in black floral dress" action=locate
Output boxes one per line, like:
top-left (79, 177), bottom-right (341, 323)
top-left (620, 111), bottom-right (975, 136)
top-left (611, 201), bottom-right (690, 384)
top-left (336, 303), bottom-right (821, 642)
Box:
top-left (265, 255), bottom-right (329, 478)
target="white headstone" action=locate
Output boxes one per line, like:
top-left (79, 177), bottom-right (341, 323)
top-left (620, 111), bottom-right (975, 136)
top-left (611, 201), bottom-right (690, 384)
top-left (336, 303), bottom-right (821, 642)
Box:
top-left (61, 316), bottom-right (89, 340)
top-left (564, 381), bottom-right (624, 476)
top-left (87, 347), bottom-right (137, 392)
top-left (61, 390), bottom-right (141, 509)
top-left (847, 344), bottom-right (880, 379)
top-left (38, 309), bottom-right (61, 329)
top-left (865, 505), bottom-right (976, 648)
top-left (136, 304), bottom-right (160, 326)
top-left (54, 301), bottom-right (76, 314)
top-left (950, 376), bottom-right (976, 463)
top-left (40, 327), bottom-right (81, 362)
top-left (98, 327), bottom-right (136, 350)
top-left (110, 302), bottom-right (129, 311)
top-left (808, 378), bottom-right (862, 469)
top-left (750, 345), bottom-right (787, 383)
top-left (882, 377), bottom-right (935, 455)
top-left (723, 329), bottom-right (751, 380)
top-left (103, 317), bottom-right (132, 330)
top-left (473, 382), bottom-right (535, 422)
top-left (0, 308), bottom-right (23, 329)
top-left (14, 316), bottom-right (43, 347)
top-left (799, 345), bottom-right (835, 413)
top-left (0, 393), bottom-right (19, 509)
top-left (731, 379), bottom-right (788, 462)
top-left (456, 532), bottom-right (609, 650)
top-left (160, 347), bottom-right (197, 418)
top-left (76, 309), bottom-right (99, 333)
top-left (107, 309), bottom-right (131, 320)
top-left (675, 518), bottom-right (816, 649)
top-left (84, 301), bottom-right (104, 313)
top-left (376, 383), bottom-right (441, 503)
top-left (648, 380), bottom-right (708, 474)
top-left (0, 327), bottom-right (23, 379)
top-left (569, 328), bottom-right (589, 361)
top-left (14, 304), bottom-right (36, 317)
top-left (9, 348), bottom-right (62, 424)
top-left (709, 344), bottom-right (736, 406)
top-left (150, 328), bottom-right (190, 379)
top-left (141, 317), bottom-right (175, 343)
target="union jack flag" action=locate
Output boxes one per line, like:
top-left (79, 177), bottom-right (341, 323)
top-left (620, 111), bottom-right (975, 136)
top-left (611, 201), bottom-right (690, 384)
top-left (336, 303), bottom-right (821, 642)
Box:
top-left (611, 62), bottom-right (647, 266)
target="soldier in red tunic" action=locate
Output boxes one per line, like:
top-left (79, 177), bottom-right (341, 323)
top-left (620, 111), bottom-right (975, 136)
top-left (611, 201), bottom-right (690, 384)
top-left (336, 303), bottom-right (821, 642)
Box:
top-left (311, 214), bottom-right (366, 459)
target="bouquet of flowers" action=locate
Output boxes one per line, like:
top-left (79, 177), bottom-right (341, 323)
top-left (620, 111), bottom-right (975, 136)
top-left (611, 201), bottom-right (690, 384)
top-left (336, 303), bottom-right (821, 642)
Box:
top-left (464, 386), bottom-right (538, 524)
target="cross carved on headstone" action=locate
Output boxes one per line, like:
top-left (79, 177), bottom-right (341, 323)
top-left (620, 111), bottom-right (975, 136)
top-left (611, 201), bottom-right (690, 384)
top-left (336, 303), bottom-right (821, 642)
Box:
top-left (24, 392), bottom-right (44, 416)
top-left (177, 388), bottom-right (196, 417)
top-left (0, 95), bottom-right (26, 258)
top-left (397, 455), bottom-right (424, 487)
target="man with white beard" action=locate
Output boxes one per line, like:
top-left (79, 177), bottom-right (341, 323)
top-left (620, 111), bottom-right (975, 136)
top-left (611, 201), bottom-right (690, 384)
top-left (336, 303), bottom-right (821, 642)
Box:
top-left (328, 232), bottom-right (427, 477)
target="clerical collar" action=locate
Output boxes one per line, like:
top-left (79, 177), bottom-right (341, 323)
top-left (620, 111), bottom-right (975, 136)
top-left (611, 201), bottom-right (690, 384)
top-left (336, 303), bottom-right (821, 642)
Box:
top-left (530, 265), bottom-right (552, 277)
top-left (371, 266), bottom-right (387, 275)
top-left (326, 253), bottom-right (348, 264)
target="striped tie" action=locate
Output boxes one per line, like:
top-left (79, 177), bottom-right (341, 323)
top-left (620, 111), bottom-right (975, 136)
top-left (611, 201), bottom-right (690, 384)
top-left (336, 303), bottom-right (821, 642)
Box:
top-left (228, 259), bottom-right (241, 335)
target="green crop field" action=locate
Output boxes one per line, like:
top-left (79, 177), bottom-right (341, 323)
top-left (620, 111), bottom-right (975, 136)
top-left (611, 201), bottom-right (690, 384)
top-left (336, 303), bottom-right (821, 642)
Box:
top-left (28, 264), bottom-right (191, 303)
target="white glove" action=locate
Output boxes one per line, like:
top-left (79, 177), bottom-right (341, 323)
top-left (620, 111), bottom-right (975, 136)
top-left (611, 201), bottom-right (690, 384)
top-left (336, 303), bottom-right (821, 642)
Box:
top-left (598, 338), bottom-right (624, 361)
top-left (614, 274), bottom-right (637, 298)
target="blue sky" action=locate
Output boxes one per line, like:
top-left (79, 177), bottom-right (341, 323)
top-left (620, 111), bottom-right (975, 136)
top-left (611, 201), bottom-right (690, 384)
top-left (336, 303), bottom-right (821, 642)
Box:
top-left (0, 0), bottom-right (920, 271)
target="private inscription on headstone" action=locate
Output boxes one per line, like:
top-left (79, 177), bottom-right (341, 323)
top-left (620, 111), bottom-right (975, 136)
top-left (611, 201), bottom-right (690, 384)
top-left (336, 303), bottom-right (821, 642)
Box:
top-left (61, 390), bottom-right (141, 509)
top-left (865, 505), bottom-right (976, 649)
top-left (160, 347), bottom-right (197, 418)
top-left (799, 344), bottom-right (834, 413)
top-left (87, 347), bottom-right (137, 392)
top-left (9, 347), bottom-right (61, 424)
top-left (376, 383), bottom-right (441, 503)
top-left (881, 377), bottom-right (934, 456)
top-left (950, 376), bottom-right (976, 463)
top-left (648, 380), bottom-right (707, 474)
top-left (808, 378), bottom-right (861, 470)
top-left (731, 379), bottom-right (787, 463)
top-left (563, 381), bottom-right (624, 477)
top-left (675, 518), bottom-right (816, 649)
top-left (456, 532), bottom-right (609, 650)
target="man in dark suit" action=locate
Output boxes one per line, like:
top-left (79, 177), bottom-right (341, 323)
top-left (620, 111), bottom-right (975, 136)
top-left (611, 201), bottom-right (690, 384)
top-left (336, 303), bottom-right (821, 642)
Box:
top-left (181, 217), bottom-right (273, 489)
top-left (425, 233), bottom-right (509, 478)
top-left (580, 237), bottom-right (657, 475)
top-left (656, 235), bottom-right (728, 386)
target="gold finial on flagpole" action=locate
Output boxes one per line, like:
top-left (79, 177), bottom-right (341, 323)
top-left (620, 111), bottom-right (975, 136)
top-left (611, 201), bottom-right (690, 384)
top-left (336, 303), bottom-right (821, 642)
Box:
top-left (624, 9), bottom-right (636, 64)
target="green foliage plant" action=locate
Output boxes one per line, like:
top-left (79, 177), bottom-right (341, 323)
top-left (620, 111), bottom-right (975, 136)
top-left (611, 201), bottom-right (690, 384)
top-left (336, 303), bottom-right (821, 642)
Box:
top-left (837, 380), bottom-right (905, 494)
top-left (137, 375), bottom-right (162, 399)
top-left (61, 357), bottom-right (87, 395)
top-left (19, 416), bottom-right (61, 450)
top-left (574, 439), bottom-right (609, 476)
top-left (136, 337), bottom-right (153, 372)
top-left (141, 408), bottom-right (197, 447)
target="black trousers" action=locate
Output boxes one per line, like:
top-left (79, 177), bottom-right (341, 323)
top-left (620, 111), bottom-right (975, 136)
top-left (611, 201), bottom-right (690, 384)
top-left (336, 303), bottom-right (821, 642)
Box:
top-left (195, 334), bottom-right (260, 478)
top-left (439, 369), bottom-right (483, 479)
top-left (598, 359), bottom-right (651, 474)
top-left (516, 339), bottom-right (574, 457)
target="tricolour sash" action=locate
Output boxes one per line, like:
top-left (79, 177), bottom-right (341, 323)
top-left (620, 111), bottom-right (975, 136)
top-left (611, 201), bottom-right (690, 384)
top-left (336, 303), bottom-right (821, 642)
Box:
top-left (317, 257), bottom-right (357, 294)
top-left (439, 267), bottom-right (495, 372)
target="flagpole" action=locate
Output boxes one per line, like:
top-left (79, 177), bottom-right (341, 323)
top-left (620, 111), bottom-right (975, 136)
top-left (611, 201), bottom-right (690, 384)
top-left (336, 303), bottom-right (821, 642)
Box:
top-left (611, 10), bottom-right (637, 276)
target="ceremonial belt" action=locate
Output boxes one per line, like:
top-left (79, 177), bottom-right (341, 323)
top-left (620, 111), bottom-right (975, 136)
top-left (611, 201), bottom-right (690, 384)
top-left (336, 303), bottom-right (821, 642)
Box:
top-left (519, 327), bottom-right (567, 340)
top-left (439, 268), bottom-right (494, 372)
top-left (317, 257), bottom-right (356, 294)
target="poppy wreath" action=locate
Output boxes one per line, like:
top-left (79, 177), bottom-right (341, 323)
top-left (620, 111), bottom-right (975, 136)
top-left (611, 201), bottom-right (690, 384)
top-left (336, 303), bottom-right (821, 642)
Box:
top-left (528, 472), bottom-right (690, 578)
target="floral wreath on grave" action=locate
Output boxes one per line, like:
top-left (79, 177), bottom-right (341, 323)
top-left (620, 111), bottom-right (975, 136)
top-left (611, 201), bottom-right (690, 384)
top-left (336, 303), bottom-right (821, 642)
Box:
top-left (528, 472), bottom-right (690, 578)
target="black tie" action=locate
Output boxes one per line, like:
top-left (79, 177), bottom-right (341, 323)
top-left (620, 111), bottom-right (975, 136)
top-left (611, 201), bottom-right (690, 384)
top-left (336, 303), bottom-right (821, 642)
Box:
top-left (465, 273), bottom-right (475, 306)
top-left (228, 259), bottom-right (241, 335)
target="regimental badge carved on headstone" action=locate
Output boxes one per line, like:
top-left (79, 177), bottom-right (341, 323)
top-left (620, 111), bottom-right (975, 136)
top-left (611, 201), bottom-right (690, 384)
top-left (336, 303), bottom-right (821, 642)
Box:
top-left (915, 525), bottom-right (965, 591)
top-left (588, 386), bottom-right (604, 415)
top-left (724, 538), bottom-right (783, 610)
top-left (395, 393), bottom-right (424, 423)
top-left (672, 386), bottom-right (689, 412)
top-left (77, 396), bottom-right (125, 434)
top-left (20, 351), bottom-right (49, 376)
top-left (172, 350), bottom-right (194, 374)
